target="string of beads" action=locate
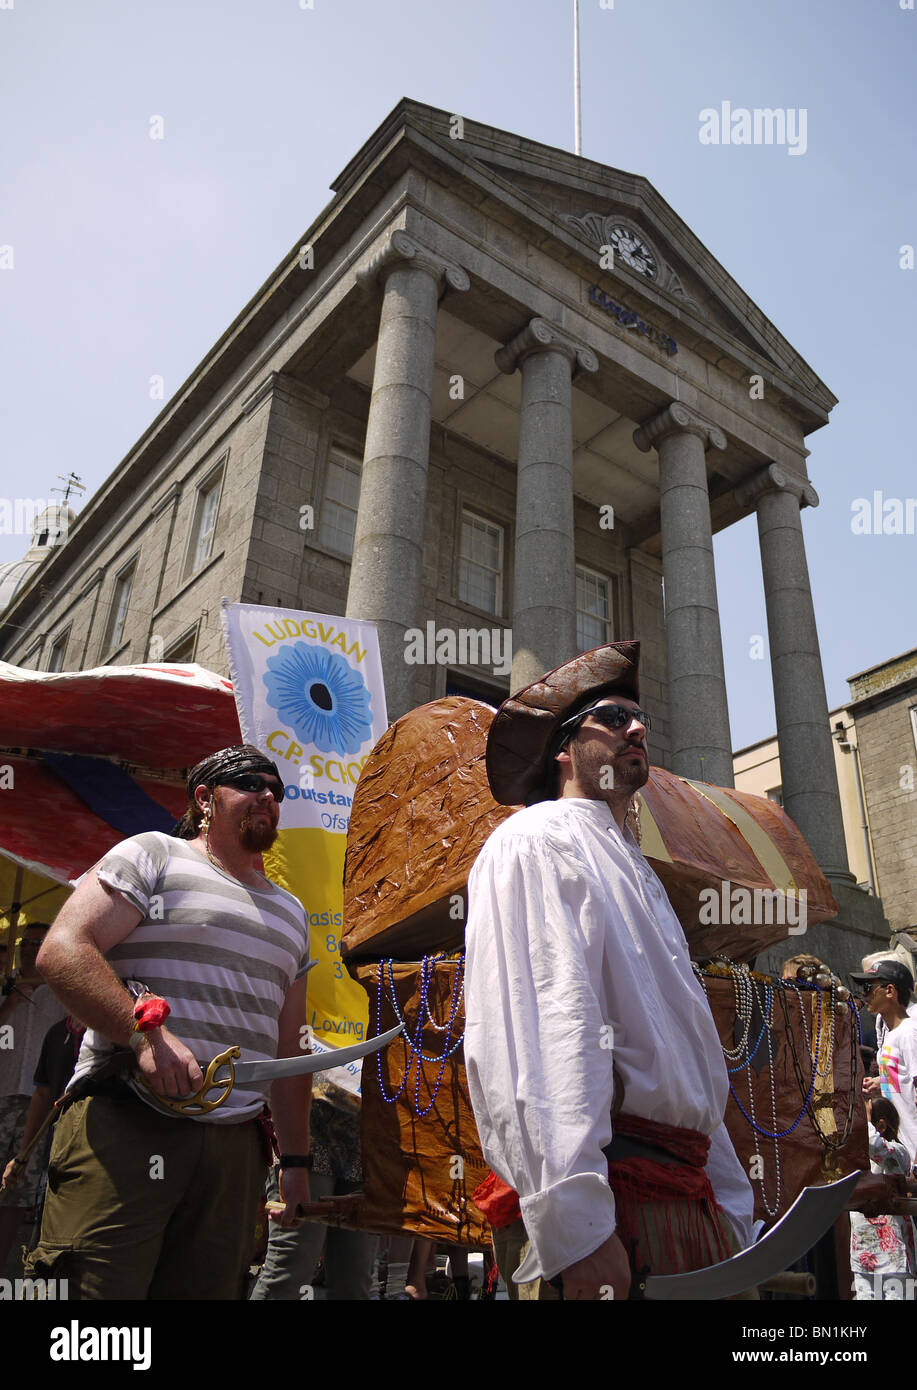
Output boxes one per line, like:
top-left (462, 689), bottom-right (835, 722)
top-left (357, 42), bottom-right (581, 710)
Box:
top-left (375, 953), bottom-right (465, 1117)
top-left (693, 959), bottom-right (831, 1218)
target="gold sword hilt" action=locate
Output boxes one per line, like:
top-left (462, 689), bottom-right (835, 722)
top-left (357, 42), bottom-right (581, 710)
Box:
top-left (137, 1045), bottom-right (241, 1116)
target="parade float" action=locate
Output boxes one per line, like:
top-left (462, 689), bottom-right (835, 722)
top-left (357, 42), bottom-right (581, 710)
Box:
top-left (0, 659), bottom-right (898, 1296)
top-left (341, 696), bottom-right (879, 1293)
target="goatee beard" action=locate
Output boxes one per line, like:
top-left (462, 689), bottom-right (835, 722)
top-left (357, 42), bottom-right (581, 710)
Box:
top-left (612, 754), bottom-right (649, 792)
top-left (239, 813), bottom-right (279, 853)
top-left (570, 741), bottom-right (649, 797)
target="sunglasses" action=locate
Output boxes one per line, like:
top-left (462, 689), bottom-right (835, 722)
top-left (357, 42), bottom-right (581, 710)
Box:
top-left (584, 704), bottom-right (651, 732)
top-left (559, 703), bottom-right (652, 740)
top-left (219, 773), bottom-right (285, 802)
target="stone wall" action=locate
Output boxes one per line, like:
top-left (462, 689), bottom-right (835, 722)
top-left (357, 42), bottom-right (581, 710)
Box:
top-left (853, 688), bottom-right (917, 932)
top-left (2, 398), bottom-right (271, 676)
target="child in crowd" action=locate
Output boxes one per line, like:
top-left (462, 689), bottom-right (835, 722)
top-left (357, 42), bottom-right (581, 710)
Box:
top-left (850, 1097), bottom-right (916, 1300)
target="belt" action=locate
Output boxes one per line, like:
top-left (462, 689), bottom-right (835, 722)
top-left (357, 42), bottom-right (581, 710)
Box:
top-left (602, 1134), bottom-right (690, 1167)
top-left (81, 1076), bottom-right (260, 1132)
top-left (80, 1075), bottom-right (145, 1105)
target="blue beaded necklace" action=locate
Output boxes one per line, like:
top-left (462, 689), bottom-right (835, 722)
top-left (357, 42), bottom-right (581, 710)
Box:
top-left (376, 953), bottom-right (466, 1117)
top-left (728, 980), bottom-right (820, 1140)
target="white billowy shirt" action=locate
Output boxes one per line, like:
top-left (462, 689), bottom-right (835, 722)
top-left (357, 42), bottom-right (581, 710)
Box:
top-left (464, 796), bottom-right (754, 1282)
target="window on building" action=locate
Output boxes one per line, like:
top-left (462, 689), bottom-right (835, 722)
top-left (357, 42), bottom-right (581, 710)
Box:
top-left (319, 450), bottom-right (362, 556)
top-left (576, 565), bottom-right (612, 650)
top-left (445, 673), bottom-right (507, 709)
top-left (458, 511), bottom-right (503, 616)
top-left (185, 467), bottom-right (224, 579)
top-left (104, 562), bottom-right (135, 653)
top-left (766, 786), bottom-right (784, 809)
top-left (47, 628), bottom-right (70, 672)
top-left (910, 706), bottom-right (917, 758)
top-left (164, 629), bottom-right (197, 664)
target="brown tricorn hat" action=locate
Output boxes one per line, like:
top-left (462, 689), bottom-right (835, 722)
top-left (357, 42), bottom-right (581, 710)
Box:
top-left (485, 641), bottom-right (641, 805)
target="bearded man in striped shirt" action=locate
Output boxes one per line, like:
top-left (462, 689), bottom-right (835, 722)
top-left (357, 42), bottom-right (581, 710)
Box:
top-left (27, 744), bottom-right (315, 1300)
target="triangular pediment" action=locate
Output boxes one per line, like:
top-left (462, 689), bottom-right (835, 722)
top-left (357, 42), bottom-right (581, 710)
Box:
top-left (335, 102), bottom-right (833, 414)
top-left (476, 166), bottom-right (777, 363)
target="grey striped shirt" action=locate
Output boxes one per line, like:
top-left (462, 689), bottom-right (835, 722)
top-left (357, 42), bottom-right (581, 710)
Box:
top-left (70, 832), bottom-right (313, 1123)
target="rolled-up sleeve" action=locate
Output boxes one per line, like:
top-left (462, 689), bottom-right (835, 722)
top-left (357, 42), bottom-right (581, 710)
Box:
top-left (464, 830), bottom-right (617, 1281)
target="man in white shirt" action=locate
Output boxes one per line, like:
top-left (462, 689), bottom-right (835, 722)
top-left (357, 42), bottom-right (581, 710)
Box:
top-left (855, 959), bottom-right (917, 1167)
top-left (465, 641), bottom-right (754, 1300)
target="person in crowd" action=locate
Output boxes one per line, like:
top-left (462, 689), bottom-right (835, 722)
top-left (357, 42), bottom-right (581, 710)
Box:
top-left (850, 1096), bottom-right (917, 1300)
top-left (1, 1013), bottom-right (86, 1227)
top-left (0, 922), bottom-right (63, 1272)
top-left (26, 744), bottom-right (314, 1299)
top-left (250, 1077), bottom-right (377, 1300)
top-left (854, 959), bottom-right (917, 1167)
top-left (465, 642), bottom-right (755, 1300)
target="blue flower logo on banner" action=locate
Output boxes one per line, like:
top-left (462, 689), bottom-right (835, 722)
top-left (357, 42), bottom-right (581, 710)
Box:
top-left (263, 643), bottom-right (373, 755)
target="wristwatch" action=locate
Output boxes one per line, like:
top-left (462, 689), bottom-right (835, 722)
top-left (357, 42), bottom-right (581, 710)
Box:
top-left (279, 1153), bottom-right (313, 1169)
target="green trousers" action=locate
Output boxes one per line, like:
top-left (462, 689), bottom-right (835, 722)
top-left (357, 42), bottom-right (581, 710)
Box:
top-left (25, 1092), bottom-right (266, 1300)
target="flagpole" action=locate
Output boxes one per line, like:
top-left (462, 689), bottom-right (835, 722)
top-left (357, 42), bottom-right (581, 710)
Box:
top-left (573, 0), bottom-right (582, 155)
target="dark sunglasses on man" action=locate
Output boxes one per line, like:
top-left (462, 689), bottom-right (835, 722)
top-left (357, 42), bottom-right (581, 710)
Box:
top-left (218, 773), bottom-right (285, 802)
top-left (558, 701), bottom-right (652, 739)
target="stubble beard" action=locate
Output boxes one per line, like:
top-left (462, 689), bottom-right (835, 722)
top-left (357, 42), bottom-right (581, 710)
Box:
top-left (569, 738), bottom-right (649, 802)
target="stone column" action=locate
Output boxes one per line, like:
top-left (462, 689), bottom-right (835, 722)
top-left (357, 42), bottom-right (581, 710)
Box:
top-left (634, 403), bottom-right (733, 787)
top-left (735, 464), bottom-right (850, 876)
top-left (346, 231), bottom-right (469, 719)
top-left (495, 318), bottom-right (598, 690)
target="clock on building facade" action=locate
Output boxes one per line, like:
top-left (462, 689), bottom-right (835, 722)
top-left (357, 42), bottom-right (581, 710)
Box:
top-left (608, 224), bottom-right (659, 280)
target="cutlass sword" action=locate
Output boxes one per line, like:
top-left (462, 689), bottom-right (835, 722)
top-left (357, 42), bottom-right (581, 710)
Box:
top-left (138, 1022), bottom-right (405, 1115)
top-left (632, 1171), bottom-right (860, 1300)
top-left (219, 1022), bottom-right (405, 1084)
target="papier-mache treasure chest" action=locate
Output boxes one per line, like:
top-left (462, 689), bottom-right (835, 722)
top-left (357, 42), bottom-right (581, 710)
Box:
top-left (341, 697), bottom-right (870, 1251)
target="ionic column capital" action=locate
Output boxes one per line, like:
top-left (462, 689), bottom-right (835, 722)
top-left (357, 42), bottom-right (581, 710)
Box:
top-left (632, 402), bottom-right (726, 455)
top-left (355, 229), bottom-right (470, 294)
top-left (495, 317), bottom-right (599, 378)
top-left (734, 462), bottom-right (819, 512)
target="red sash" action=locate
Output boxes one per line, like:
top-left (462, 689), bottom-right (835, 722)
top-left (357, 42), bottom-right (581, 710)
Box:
top-left (472, 1112), bottom-right (734, 1273)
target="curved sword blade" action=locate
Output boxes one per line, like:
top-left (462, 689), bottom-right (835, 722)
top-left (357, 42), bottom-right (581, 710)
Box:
top-left (641, 1171), bottom-right (860, 1300)
top-left (222, 1022), bottom-right (405, 1085)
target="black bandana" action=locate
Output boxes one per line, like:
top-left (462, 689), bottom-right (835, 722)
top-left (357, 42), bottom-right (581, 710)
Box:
top-left (172, 744), bottom-right (282, 838)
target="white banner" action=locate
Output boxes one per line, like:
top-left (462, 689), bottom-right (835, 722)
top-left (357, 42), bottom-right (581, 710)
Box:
top-left (221, 599), bottom-right (388, 1095)
top-left (220, 600), bottom-right (387, 834)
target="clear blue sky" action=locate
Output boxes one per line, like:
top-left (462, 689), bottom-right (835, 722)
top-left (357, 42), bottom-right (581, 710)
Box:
top-left (1, 0), bottom-right (914, 748)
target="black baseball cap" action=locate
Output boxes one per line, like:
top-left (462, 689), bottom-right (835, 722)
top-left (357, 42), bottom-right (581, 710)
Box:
top-left (849, 960), bottom-right (914, 996)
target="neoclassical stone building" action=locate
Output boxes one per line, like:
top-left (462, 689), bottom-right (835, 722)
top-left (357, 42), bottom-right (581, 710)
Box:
top-left (737, 647), bottom-right (917, 956)
top-left (0, 99), bottom-right (887, 969)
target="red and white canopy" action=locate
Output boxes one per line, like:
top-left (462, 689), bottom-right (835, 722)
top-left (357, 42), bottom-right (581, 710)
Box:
top-left (0, 660), bottom-right (240, 892)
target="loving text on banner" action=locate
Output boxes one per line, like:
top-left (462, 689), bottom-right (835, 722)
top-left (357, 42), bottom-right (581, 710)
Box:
top-left (221, 601), bottom-right (388, 1094)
